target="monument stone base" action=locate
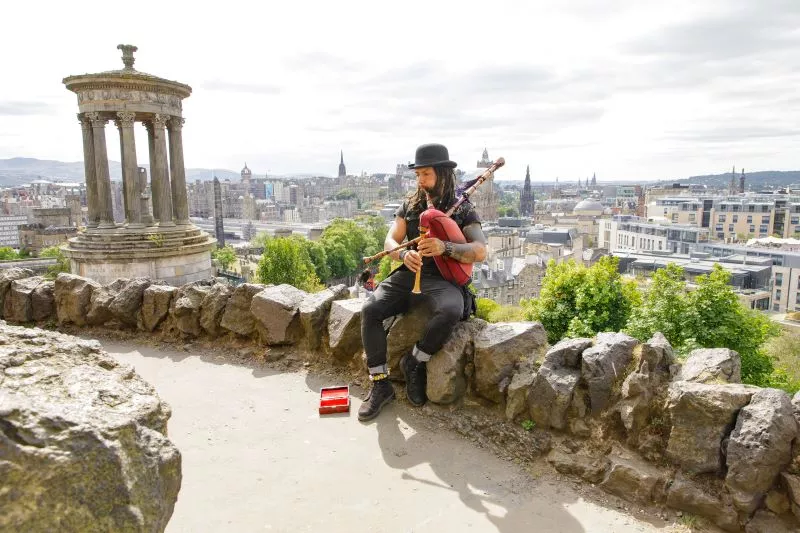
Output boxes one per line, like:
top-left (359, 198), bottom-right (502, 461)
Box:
top-left (63, 225), bottom-right (216, 286)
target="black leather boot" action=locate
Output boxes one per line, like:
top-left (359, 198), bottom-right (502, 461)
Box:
top-left (358, 378), bottom-right (395, 422)
top-left (400, 354), bottom-right (427, 407)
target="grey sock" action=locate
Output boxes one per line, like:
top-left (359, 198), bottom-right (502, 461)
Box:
top-left (412, 345), bottom-right (432, 363)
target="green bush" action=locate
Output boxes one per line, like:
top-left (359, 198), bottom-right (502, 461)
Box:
top-left (522, 257), bottom-right (636, 343)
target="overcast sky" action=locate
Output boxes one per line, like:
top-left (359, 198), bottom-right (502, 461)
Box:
top-left (1, 0), bottom-right (798, 182)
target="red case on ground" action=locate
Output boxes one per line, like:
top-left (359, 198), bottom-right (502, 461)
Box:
top-left (319, 386), bottom-right (350, 415)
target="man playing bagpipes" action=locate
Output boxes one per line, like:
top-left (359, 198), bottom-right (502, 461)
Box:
top-left (358, 143), bottom-right (499, 422)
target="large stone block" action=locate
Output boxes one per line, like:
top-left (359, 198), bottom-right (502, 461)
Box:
top-left (140, 284), bottom-right (176, 332)
top-left (86, 279), bottom-right (127, 326)
top-left (581, 332), bottom-right (638, 414)
top-left (598, 446), bottom-right (669, 505)
top-left (666, 381), bottom-right (757, 474)
top-left (0, 322), bottom-right (181, 532)
top-left (427, 320), bottom-right (482, 405)
top-left (726, 388), bottom-right (798, 513)
top-left (474, 321), bottom-right (548, 403)
top-left (251, 284), bottom-right (307, 345)
top-left (327, 299), bottom-right (366, 362)
top-left (528, 338), bottom-right (591, 429)
top-left (0, 267), bottom-right (33, 312)
top-left (108, 278), bottom-right (151, 327)
top-left (298, 284), bottom-right (349, 350)
top-left (744, 510), bottom-right (796, 533)
top-left (666, 474), bottom-right (740, 532)
top-left (31, 280), bottom-right (55, 322)
top-left (528, 365), bottom-right (580, 430)
top-left (640, 332), bottom-right (674, 375)
top-left (199, 282), bottom-right (232, 338)
top-left (55, 273), bottom-right (102, 326)
top-left (386, 303), bottom-right (432, 377)
top-left (168, 283), bottom-right (211, 337)
top-left (679, 348), bottom-right (741, 384)
top-left (542, 337), bottom-right (593, 369)
top-left (547, 449), bottom-right (608, 484)
top-left (220, 283), bottom-right (265, 337)
top-left (4, 276), bottom-right (43, 323)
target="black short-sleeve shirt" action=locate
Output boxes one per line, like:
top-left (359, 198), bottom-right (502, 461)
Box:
top-left (394, 198), bottom-right (482, 276)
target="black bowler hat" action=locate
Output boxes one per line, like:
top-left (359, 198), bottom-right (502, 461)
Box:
top-left (407, 143), bottom-right (457, 169)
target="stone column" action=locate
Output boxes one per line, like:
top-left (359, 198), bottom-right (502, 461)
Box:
top-left (145, 122), bottom-right (161, 223)
top-left (151, 113), bottom-right (174, 226)
top-left (78, 114), bottom-right (99, 227)
top-left (85, 112), bottom-right (115, 228)
top-left (115, 111), bottom-right (143, 227)
top-left (167, 117), bottom-right (190, 224)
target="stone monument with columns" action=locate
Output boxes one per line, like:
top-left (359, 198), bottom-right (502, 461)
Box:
top-left (63, 44), bottom-right (215, 285)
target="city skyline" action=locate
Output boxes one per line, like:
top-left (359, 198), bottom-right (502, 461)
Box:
top-left (1, 0), bottom-right (798, 182)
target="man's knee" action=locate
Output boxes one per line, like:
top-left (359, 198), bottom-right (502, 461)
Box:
top-left (434, 304), bottom-right (462, 326)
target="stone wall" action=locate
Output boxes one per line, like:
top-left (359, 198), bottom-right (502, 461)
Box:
top-left (2, 267), bottom-right (800, 532)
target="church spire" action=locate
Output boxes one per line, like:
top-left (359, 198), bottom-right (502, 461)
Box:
top-left (338, 150), bottom-right (346, 178)
top-left (520, 164), bottom-right (534, 217)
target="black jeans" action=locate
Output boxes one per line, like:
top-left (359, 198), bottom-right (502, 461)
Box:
top-left (361, 268), bottom-right (464, 373)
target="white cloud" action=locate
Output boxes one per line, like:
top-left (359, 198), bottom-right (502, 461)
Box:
top-left (0, 0), bottom-right (798, 182)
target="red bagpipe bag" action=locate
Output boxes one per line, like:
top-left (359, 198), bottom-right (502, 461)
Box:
top-left (419, 208), bottom-right (472, 286)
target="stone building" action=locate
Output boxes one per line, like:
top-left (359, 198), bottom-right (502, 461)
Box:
top-left (19, 225), bottom-right (78, 256)
top-left (465, 148), bottom-right (499, 223)
top-left (62, 44), bottom-right (215, 285)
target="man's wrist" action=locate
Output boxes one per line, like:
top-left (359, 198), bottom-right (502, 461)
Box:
top-left (443, 241), bottom-right (455, 257)
top-left (399, 249), bottom-right (408, 261)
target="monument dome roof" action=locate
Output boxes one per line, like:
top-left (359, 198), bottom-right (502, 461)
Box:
top-left (573, 199), bottom-right (604, 213)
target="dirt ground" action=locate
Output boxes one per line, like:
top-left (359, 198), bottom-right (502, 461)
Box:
top-left (95, 334), bottom-right (713, 533)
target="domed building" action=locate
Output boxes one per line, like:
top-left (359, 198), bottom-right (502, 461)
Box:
top-left (573, 198), bottom-right (605, 217)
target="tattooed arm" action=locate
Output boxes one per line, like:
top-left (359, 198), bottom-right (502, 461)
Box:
top-left (417, 222), bottom-right (487, 263)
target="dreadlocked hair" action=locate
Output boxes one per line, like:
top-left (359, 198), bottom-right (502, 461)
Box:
top-left (407, 166), bottom-right (457, 215)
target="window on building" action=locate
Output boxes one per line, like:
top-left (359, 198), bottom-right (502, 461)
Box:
top-left (774, 303), bottom-right (780, 311)
top-left (728, 224), bottom-right (734, 232)
top-left (760, 225), bottom-right (769, 233)
top-left (472, 270), bottom-right (479, 282)
top-left (776, 273), bottom-right (783, 286)
top-left (796, 292), bottom-right (800, 305)
top-left (717, 232), bottom-right (725, 239)
top-left (658, 241), bottom-right (662, 250)
top-left (776, 289), bottom-right (782, 300)
top-left (497, 260), bottom-right (504, 271)
top-left (507, 295), bottom-right (513, 304)
top-left (718, 215), bottom-right (726, 222)
top-left (762, 215), bottom-right (770, 224)
top-left (732, 215), bottom-right (738, 223)
top-left (792, 217), bottom-right (800, 225)
top-left (750, 225), bottom-right (756, 233)
top-left (747, 215), bottom-right (753, 223)
top-left (688, 213), bottom-right (696, 222)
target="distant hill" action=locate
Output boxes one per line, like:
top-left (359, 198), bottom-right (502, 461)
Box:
top-left (0, 157), bottom-right (240, 186)
top-left (670, 170), bottom-right (800, 189)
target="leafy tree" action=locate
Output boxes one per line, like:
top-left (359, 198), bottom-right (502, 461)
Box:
top-left (626, 263), bottom-right (688, 344)
top-left (212, 245), bottom-right (237, 271)
top-left (685, 265), bottom-right (779, 385)
top-left (256, 237), bottom-right (322, 292)
top-left (0, 247), bottom-right (19, 260)
top-left (522, 257), bottom-right (636, 344)
top-left (626, 263), bottom-right (780, 386)
top-left (505, 207), bottom-right (519, 218)
top-left (298, 237), bottom-right (330, 283)
top-left (251, 231), bottom-right (271, 248)
top-left (40, 246), bottom-right (70, 279)
top-left (320, 218), bottom-right (375, 279)
top-left (374, 255), bottom-right (395, 284)
top-left (476, 298), bottom-right (500, 321)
